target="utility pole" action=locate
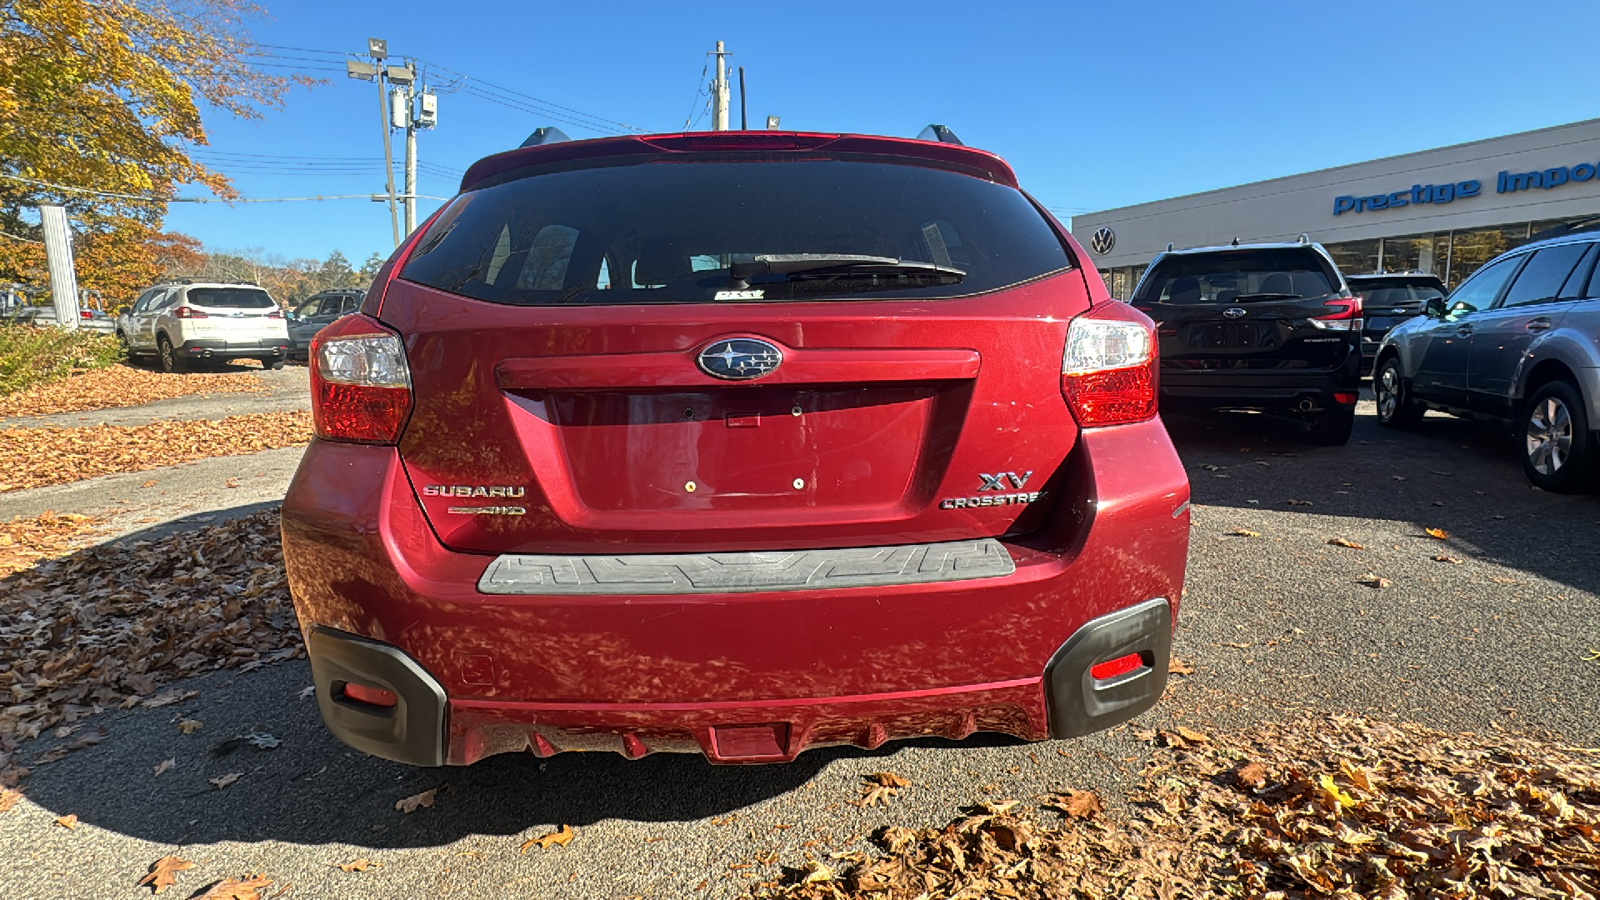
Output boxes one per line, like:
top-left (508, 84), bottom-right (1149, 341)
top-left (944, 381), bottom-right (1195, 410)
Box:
top-left (739, 66), bottom-right (747, 130)
top-left (404, 113), bottom-right (417, 234)
top-left (711, 41), bottom-right (730, 131)
top-left (347, 39), bottom-right (400, 248)
top-left (390, 64), bottom-right (435, 236)
top-left (39, 206), bottom-right (79, 330)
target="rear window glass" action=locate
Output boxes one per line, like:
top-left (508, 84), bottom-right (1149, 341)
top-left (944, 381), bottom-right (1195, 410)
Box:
top-left (1349, 282), bottom-right (1445, 306)
top-left (1134, 249), bottom-right (1337, 305)
top-left (187, 288), bottom-right (275, 309)
top-left (400, 157), bottom-right (1072, 305)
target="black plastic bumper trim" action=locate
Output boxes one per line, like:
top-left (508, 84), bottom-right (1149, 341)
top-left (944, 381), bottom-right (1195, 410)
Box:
top-left (1043, 597), bottom-right (1172, 738)
top-left (306, 626), bottom-right (447, 767)
top-left (178, 338), bottom-right (289, 356)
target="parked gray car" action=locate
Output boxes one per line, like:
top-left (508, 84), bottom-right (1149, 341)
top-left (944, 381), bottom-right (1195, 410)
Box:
top-left (4, 304), bottom-right (118, 334)
top-left (287, 289), bottom-right (364, 360)
top-left (1373, 233), bottom-right (1600, 492)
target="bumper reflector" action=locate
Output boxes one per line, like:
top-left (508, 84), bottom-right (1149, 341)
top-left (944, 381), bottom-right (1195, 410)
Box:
top-left (1334, 392), bottom-right (1358, 405)
top-left (340, 682), bottom-right (398, 708)
top-left (1089, 652), bottom-right (1145, 681)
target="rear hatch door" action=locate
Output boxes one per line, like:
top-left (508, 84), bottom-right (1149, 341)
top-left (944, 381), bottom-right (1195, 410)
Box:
top-left (382, 148), bottom-right (1088, 555)
top-left (1134, 248), bottom-right (1354, 372)
top-left (184, 287), bottom-right (287, 341)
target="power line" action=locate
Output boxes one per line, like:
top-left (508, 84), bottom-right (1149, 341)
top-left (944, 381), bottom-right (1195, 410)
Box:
top-left (420, 59), bottom-right (643, 134)
top-left (682, 60), bottom-right (710, 130)
top-left (1, 230), bottom-right (42, 244)
top-left (0, 172), bottom-right (448, 203)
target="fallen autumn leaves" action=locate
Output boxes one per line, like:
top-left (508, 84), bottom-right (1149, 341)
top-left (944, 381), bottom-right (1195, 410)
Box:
top-left (760, 715), bottom-right (1600, 899)
top-left (0, 512), bottom-right (106, 577)
top-left (0, 364), bottom-right (268, 419)
top-left (0, 510), bottom-right (299, 785)
top-left (0, 410), bottom-right (311, 492)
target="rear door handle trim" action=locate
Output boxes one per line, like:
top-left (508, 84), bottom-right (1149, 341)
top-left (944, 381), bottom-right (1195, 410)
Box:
top-left (1526, 318), bottom-right (1552, 333)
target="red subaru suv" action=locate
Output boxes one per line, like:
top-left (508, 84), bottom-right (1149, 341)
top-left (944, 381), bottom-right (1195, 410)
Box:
top-left (281, 130), bottom-right (1190, 767)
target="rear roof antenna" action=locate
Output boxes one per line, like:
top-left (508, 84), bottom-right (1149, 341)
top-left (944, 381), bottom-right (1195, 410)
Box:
top-left (1166, 242), bottom-right (1174, 252)
top-left (916, 124), bottom-right (964, 145)
top-left (1231, 237), bottom-right (1240, 246)
top-left (520, 127), bottom-right (571, 148)
top-left (1297, 233), bottom-right (1310, 244)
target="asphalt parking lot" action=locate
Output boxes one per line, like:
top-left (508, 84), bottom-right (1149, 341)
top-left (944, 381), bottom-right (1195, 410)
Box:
top-left (1, 396), bottom-right (1596, 899)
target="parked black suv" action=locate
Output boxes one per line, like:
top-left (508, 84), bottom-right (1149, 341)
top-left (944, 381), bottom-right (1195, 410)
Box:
top-left (1346, 272), bottom-right (1446, 375)
top-left (1131, 240), bottom-right (1362, 444)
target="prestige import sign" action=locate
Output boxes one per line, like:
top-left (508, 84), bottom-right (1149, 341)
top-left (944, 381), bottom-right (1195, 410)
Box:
top-left (1334, 158), bottom-right (1600, 216)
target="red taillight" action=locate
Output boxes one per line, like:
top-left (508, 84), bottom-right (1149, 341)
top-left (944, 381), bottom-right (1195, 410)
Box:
top-left (266, 308), bottom-right (284, 319)
top-left (310, 313), bottom-right (412, 445)
top-left (174, 306), bottom-right (207, 319)
top-left (340, 682), bottom-right (397, 708)
top-left (1089, 652), bottom-right (1145, 680)
top-left (1062, 301), bottom-right (1158, 428)
top-left (79, 310), bottom-right (93, 320)
top-left (1312, 297), bottom-right (1364, 332)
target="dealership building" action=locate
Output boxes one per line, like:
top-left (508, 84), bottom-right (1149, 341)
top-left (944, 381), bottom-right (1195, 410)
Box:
top-left (1070, 118), bottom-right (1600, 299)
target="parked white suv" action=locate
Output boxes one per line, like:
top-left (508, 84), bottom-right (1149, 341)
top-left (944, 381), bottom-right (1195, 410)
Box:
top-left (118, 282), bottom-right (291, 372)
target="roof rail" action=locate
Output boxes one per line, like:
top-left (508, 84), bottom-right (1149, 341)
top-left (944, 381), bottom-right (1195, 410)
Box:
top-left (916, 124), bottom-right (964, 145)
top-left (520, 127), bottom-right (571, 148)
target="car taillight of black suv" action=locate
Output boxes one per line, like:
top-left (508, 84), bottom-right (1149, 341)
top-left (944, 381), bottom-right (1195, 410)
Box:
top-left (1131, 240), bottom-right (1362, 445)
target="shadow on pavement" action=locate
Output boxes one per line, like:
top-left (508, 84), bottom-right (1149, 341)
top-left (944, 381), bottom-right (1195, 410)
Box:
top-left (13, 655), bottom-right (1038, 847)
top-left (1163, 404), bottom-right (1600, 596)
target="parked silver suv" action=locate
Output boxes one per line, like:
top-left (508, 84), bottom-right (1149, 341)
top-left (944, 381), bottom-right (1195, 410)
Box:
top-left (1372, 233), bottom-right (1600, 492)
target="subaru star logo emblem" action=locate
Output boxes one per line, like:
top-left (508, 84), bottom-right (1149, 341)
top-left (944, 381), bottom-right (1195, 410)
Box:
top-left (1222, 307), bottom-right (1247, 319)
top-left (1089, 227), bottom-right (1116, 255)
top-left (696, 338), bottom-right (783, 381)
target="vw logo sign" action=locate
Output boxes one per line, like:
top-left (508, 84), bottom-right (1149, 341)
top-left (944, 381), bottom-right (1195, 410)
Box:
top-left (697, 338), bottom-right (783, 381)
top-left (1089, 227), bottom-right (1116, 255)
top-left (1222, 307), bottom-right (1247, 319)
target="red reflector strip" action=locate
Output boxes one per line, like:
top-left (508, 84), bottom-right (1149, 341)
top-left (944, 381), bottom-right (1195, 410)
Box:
top-left (1334, 392), bottom-right (1358, 405)
top-left (1089, 652), bottom-right (1144, 680)
top-left (341, 682), bottom-right (397, 708)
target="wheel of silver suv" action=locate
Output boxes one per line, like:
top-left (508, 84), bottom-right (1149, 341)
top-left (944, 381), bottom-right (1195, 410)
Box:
top-left (1374, 356), bottom-right (1422, 428)
top-left (1522, 380), bottom-right (1594, 493)
top-left (1526, 395), bottom-right (1572, 476)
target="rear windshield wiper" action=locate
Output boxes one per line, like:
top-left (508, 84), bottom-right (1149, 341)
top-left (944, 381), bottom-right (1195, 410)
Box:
top-left (729, 254), bottom-right (966, 289)
top-left (1230, 292), bottom-right (1300, 301)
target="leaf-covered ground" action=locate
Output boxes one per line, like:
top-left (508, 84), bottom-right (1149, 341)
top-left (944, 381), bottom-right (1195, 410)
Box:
top-left (0, 410), bottom-right (311, 492)
top-left (0, 510), bottom-right (300, 785)
top-left (0, 512), bottom-right (107, 577)
top-left (760, 716), bottom-right (1600, 899)
top-left (0, 363), bottom-right (268, 419)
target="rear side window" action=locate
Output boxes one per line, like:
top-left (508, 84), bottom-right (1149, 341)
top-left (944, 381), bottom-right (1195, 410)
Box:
top-left (400, 157), bottom-right (1071, 305)
top-left (187, 288), bottom-right (275, 309)
top-left (1134, 249), bottom-right (1337, 305)
top-left (1499, 243), bottom-right (1588, 308)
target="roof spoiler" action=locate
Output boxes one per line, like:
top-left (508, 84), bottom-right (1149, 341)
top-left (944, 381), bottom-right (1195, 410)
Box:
top-left (520, 127), bottom-right (571, 148)
top-left (916, 124), bottom-right (964, 145)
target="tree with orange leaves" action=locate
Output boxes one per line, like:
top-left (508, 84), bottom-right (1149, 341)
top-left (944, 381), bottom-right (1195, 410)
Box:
top-left (0, 1), bottom-right (312, 302)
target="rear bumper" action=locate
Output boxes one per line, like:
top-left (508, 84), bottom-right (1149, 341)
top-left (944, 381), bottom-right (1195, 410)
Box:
top-left (178, 337), bottom-right (290, 359)
top-left (1160, 363), bottom-right (1360, 411)
top-left (282, 419), bottom-right (1189, 765)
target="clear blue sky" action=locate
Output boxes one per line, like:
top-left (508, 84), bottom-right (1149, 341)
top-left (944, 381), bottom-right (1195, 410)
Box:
top-left (166, 0), bottom-right (1600, 264)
